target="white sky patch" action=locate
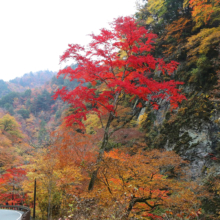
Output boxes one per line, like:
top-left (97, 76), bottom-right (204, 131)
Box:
top-left (0, 0), bottom-right (140, 81)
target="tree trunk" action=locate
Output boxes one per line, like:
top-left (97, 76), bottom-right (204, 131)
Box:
top-left (88, 112), bottom-right (114, 190)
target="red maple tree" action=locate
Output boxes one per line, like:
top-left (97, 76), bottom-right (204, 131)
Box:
top-left (0, 167), bottom-right (26, 205)
top-left (54, 16), bottom-right (186, 190)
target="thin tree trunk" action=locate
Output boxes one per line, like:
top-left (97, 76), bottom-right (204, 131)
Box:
top-left (48, 179), bottom-right (52, 220)
top-left (88, 106), bottom-right (142, 191)
top-left (88, 113), bottom-right (114, 190)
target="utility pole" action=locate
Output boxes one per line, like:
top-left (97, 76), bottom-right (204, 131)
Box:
top-left (12, 177), bottom-right (14, 202)
top-left (33, 178), bottom-right (36, 219)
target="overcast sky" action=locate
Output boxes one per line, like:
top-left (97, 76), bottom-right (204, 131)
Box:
top-left (0, 0), bottom-right (140, 81)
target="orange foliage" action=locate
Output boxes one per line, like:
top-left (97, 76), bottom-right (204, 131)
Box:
top-left (50, 121), bottom-right (97, 168)
top-left (163, 17), bottom-right (191, 56)
top-left (189, 0), bottom-right (220, 25)
top-left (87, 148), bottom-right (206, 219)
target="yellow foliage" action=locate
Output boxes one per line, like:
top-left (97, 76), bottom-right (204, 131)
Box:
top-left (138, 112), bottom-right (148, 125)
top-left (147, 0), bottom-right (165, 15)
top-left (0, 114), bottom-right (23, 139)
top-left (84, 113), bottom-right (102, 134)
top-left (185, 27), bottom-right (220, 57)
top-left (183, 0), bottom-right (190, 9)
top-left (118, 50), bottom-right (127, 60)
top-left (145, 0), bottom-right (166, 25)
top-left (146, 16), bottom-right (154, 25)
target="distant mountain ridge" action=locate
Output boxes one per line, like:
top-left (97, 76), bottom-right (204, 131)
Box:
top-left (0, 70), bottom-right (57, 98)
top-left (9, 70), bottom-right (57, 88)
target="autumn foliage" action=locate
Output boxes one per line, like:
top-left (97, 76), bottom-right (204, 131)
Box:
top-left (2, 1), bottom-right (220, 217)
top-left (84, 148), bottom-right (204, 219)
top-left (54, 16), bottom-right (185, 128)
top-left (0, 114), bottom-right (29, 205)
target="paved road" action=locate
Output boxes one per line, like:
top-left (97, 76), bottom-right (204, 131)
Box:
top-left (0, 209), bottom-right (23, 220)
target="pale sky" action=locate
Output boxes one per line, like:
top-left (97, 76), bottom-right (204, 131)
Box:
top-left (0, 0), bottom-right (140, 81)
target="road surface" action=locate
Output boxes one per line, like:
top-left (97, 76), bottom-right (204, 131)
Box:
top-left (0, 209), bottom-right (23, 220)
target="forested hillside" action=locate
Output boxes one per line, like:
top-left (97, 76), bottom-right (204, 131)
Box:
top-left (0, 70), bottom-right (58, 99)
top-left (9, 70), bottom-right (57, 89)
top-left (0, 0), bottom-right (220, 219)
top-left (0, 65), bottom-right (78, 147)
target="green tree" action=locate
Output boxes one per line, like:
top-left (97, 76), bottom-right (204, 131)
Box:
top-left (17, 108), bottom-right (30, 119)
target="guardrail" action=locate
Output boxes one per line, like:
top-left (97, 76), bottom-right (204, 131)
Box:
top-left (0, 205), bottom-right (31, 220)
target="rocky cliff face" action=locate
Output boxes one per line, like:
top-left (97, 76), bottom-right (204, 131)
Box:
top-left (139, 93), bottom-right (220, 179)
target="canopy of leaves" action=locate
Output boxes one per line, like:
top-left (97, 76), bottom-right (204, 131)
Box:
top-left (0, 114), bottom-right (23, 138)
top-left (54, 16), bottom-right (185, 128)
